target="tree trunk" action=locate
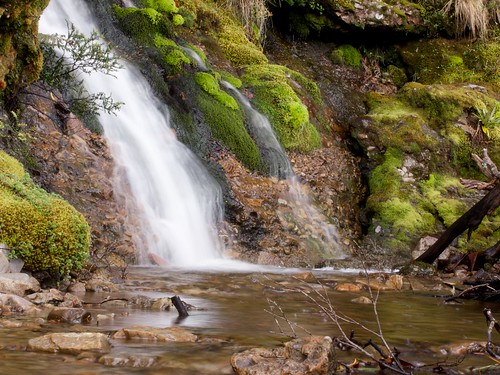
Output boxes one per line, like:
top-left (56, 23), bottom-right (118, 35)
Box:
top-left (416, 183), bottom-right (500, 264)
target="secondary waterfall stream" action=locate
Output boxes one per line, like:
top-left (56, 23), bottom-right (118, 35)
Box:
top-left (184, 47), bottom-right (344, 259)
top-left (39, 0), bottom-right (225, 266)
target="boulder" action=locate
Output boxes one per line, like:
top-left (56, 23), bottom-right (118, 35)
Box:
top-left (0, 293), bottom-right (39, 314)
top-left (231, 336), bottom-right (334, 375)
top-left (0, 273), bottom-right (40, 296)
top-left (112, 326), bottom-right (197, 342)
top-left (26, 289), bottom-right (83, 307)
top-left (28, 332), bottom-right (111, 354)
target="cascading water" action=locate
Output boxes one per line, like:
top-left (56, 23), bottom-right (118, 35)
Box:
top-left (184, 47), bottom-right (344, 259)
top-left (39, 0), bottom-right (225, 267)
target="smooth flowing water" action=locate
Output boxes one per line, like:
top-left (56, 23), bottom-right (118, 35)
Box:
top-left (0, 268), bottom-right (493, 374)
top-left (39, 0), bottom-right (224, 266)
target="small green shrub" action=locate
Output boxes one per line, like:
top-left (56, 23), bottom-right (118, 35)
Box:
top-left (0, 151), bottom-right (90, 277)
top-left (330, 45), bottom-right (362, 67)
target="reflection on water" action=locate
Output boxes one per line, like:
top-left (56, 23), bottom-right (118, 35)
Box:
top-left (0, 267), bottom-right (493, 374)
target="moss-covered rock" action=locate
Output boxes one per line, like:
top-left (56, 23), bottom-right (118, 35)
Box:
top-left (0, 0), bottom-right (50, 96)
top-left (0, 151), bottom-right (90, 277)
top-left (330, 45), bottom-right (362, 67)
top-left (241, 64), bottom-right (321, 152)
top-left (398, 38), bottom-right (500, 89)
top-left (196, 88), bottom-right (262, 171)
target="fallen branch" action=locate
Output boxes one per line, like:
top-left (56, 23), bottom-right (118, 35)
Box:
top-left (171, 295), bottom-right (189, 318)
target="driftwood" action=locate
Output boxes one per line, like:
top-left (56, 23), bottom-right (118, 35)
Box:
top-left (416, 183), bottom-right (500, 264)
top-left (171, 295), bottom-right (189, 318)
top-left (416, 149), bottom-right (499, 264)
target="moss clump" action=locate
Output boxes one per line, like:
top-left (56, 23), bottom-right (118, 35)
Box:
top-left (330, 45), bottom-right (362, 67)
top-left (420, 174), bottom-right (467, 227)
top-left (386, 65), bottom-right (408, 87)
top-left (216, 21), bottom-right (268, 66)
top-left (196, 90), bottom-right (262, 171)
top-left (242, 64), bottom-right (321, 152)
top-left (153, 35), bottom-right (190, 73)
top-left (364, 92), bottom-right (439, 154)
top-left (0, 0), bottom-right (50, 97)
top-left (0, 152), bottom-right (90, 277)
top-left (398, 38), bottom-right (500, 89)
top-left (367, 148), bottom-right (435, 247)
top-left (195, 72), bottom-right (238, 110)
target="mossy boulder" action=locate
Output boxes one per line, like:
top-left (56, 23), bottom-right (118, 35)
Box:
top-left (195, 80), bottom-right (263, 171)
top-left (330, 45), bottom-right (362, 67)
top-left (241, 64), bottom-right (321, 152)
top-left (0, 151), bottom-right (90, 277)
top-left (398, 38), bottom-right (500, 90)
top-left (357, 80), bottom-right (499, 254)
top-left (0, 0), bottom-right (50, 96)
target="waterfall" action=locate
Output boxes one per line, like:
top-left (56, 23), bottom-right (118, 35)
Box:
top-left (184, 48), bottom-right (345, 259)
top-left (39, 0), bottom-right (225, 267)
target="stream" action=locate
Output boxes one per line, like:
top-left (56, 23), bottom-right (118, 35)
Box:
top-left (0, 267), bottom-right (494, 374)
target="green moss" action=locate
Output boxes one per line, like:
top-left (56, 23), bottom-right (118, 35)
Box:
top-left (172, 14), bottom-right (184, 26)
top-left (196, 90), bottom-right (262, 171)
top-left (215, 21), bottom-right (268, 66)
top-left (379, 197), bottom-right (435, 241)
top-left (195, 72), bottom-right (238, 109)
top-left (219, 71), bottom-right (242, 89)
top-left (365, 92), bottom-right (439, 153)
top-left (145, 0), bottom-right (178, 13)
top-left (398, 38), bottom-right (500, 88)
top-left (367, 148), bottom-right (404, 210)
top-left (0, 151), bottom-right (90, 277)
top-left (113, 5), bottom-right (160, 43)
top-left (330, 45), bottom-right (362, 67)
top-left (386, 65), bottom-right (408, 87)
top-left (242, 64), bottom-right (321, 152)
top-left (420, 174), bottom-right (467, 226)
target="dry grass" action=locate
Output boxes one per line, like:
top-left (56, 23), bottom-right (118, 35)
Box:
top-left (225, 0), bottom-right (270, 45)
top-left (443, 0), bottom-right (500, 38)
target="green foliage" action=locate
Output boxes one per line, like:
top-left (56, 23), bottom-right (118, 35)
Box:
top-left (0, 151), bottom-right (90, 277)
top-left (474, 101), bottom-right (500, 139)
top-left (39, 23), bottom-right (122, 129)
top-left (242, 64), bottom-right (321, 152)
top-left (195, 72), bottom-right (239, 109)
top-left (196, 90), bottom-right (263, 171)
top-left (330, 45), bottom-right (362, 67)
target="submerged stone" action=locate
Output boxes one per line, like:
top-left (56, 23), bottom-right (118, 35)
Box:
top-left (112, 326), bottom-right (198, 342)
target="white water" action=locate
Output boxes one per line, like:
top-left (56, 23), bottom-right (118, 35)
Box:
top-left (185, 47), bottom-right (344, 259)
top-left (39, 0), bottom-right (225, 266)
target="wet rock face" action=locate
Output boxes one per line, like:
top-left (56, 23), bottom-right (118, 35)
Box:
top-left (330, 0), bottom-right (424, 33)
top-left (18, 84), bottom-right (136, 271)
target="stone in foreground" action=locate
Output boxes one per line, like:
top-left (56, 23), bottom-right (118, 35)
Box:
top-left (28, 332), bottom-right (111, 354)
top-left (231, 336), bottom-right (334, 375)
